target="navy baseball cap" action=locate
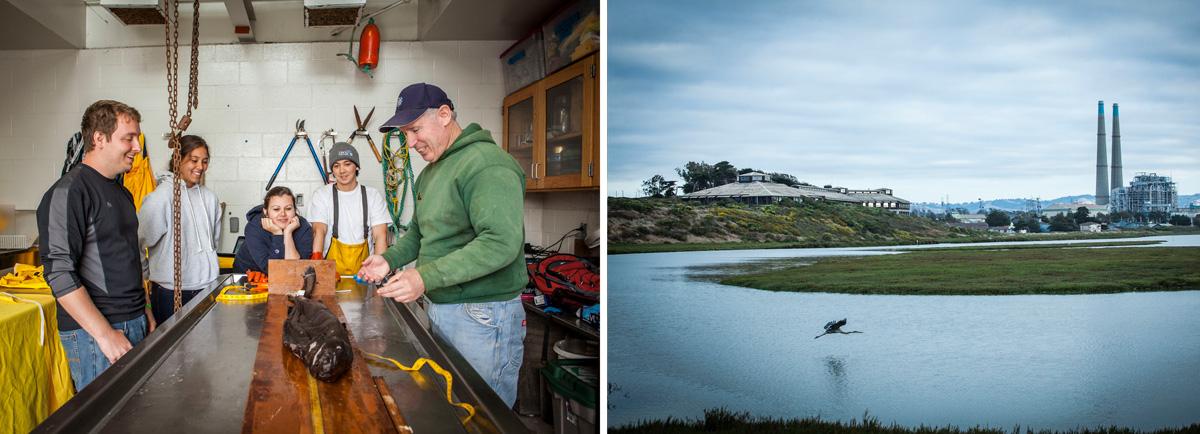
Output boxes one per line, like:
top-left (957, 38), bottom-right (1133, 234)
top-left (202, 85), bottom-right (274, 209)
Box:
top-left (379, 83), bottom-right (454, 132)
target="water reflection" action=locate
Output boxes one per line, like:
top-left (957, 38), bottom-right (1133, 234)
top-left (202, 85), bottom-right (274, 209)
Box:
top-left (824, 356), bottom-right (848, 411)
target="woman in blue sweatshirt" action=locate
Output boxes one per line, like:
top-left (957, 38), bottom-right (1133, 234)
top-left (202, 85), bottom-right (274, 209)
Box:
top-left (233, 186), bottom-right (313, 274)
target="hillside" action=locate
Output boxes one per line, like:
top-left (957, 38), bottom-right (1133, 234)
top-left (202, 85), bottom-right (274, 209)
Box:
top-left (608, 197), bottom-right (985, 249)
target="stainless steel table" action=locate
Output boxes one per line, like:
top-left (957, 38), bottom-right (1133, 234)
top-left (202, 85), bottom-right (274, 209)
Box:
top-left (33, 274), bottom-right (526, 434)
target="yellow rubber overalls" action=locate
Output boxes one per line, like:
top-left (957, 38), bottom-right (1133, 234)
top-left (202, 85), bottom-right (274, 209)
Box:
top-left (325, 186), bottom-right (370, 276)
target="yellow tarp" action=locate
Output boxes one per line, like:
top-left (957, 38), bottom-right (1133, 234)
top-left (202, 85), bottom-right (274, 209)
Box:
top-left (124, 133), bottom-right (155, 213)
top-left (0, 292), bottom-right (74, 432)
top-left (0, 264), bottom-right (50, 291)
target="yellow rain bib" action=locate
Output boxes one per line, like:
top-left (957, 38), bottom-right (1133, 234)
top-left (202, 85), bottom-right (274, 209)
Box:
top-left (327, 237), bottom-right (368, 276)
top-left (325, 186), bottom-right (370, 276)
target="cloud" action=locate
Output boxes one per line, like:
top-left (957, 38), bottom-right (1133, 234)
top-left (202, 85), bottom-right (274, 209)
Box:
top-left (608, 0), bottom-right (1200, 202)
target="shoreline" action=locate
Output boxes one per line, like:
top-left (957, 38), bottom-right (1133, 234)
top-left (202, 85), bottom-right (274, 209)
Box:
top-left (609, 229), bottom-right (1200, 255)
top-left (609, 408), bottom-right (1200, 434)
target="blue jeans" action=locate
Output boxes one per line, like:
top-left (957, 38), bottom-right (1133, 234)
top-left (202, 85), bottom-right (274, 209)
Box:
top-left (59, 314), bottom-right (148, 392)
top-left (427, 296), bottom-right (526, 408)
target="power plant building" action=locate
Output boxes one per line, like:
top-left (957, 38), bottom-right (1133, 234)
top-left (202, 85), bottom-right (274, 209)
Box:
top-left (1091, 101), bottom-right (1180, 217)
top-left (1109, 172), bottom-right (1178, 215)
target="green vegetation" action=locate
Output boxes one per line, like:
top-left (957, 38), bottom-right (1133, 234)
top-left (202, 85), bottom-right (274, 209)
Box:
top-left (608, 197), bottom-right (1200, 254)
top-left (611, 408), bottom-right (1200, 434)
top-left (716, 246), bottom-right (1200, 295)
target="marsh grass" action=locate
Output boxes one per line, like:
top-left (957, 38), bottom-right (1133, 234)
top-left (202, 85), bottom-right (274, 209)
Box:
top-left (717, 246), bottom-right (1200, 295)
top-left (610, 408), bottom-right (1200, 434)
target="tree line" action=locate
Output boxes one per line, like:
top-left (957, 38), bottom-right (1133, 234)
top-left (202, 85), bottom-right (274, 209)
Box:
top-left (642, 160), bottom-right (803, 198)
top-left (914, 206), bottom-right (1198, 232)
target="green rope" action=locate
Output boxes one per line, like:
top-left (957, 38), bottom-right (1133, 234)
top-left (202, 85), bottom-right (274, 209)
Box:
top-left (382, 131), bottom-right (416, 239)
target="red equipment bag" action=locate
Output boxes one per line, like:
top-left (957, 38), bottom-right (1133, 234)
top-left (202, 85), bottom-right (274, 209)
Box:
top-left (528, 254), bottom-right (599, 310)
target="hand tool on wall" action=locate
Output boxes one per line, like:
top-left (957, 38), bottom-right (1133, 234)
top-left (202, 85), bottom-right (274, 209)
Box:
top-left (348, 106), bottom-right (383, 163)
top-left (267, 120), bottom-right (328, 191)
top-left (319, 128), bottom-right (338, 183)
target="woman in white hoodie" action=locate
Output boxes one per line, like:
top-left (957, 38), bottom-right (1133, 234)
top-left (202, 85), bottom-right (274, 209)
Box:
top-left (138, 135), bottom-right (222, 324)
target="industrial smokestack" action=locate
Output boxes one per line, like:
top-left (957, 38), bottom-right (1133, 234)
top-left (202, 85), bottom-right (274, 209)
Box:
top-left (1095, 100), bottom-right (1109, 205)
top-left (1110, 103), bottom-right (1122, 191)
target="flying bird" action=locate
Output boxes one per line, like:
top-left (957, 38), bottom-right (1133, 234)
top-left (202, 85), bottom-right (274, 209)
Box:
top-left (814, 318), bottom-right (862, 339)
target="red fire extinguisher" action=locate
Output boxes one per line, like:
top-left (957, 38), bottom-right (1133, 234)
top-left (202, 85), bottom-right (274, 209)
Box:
top-left (358, 18), bottom-right (380, 75)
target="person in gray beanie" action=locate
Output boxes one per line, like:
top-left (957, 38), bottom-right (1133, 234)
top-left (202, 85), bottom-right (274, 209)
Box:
top-left (305, 142), bottom-right (391, 275)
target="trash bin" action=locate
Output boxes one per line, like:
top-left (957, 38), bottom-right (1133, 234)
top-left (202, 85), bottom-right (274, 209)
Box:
top-left (553, 338), bottom-right (599, 361)
top-left (541, 359), bottom-right (598, 434)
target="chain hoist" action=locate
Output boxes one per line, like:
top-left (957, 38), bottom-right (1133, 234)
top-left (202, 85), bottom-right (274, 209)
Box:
top-left (164, 0), bottom-right (201, 313)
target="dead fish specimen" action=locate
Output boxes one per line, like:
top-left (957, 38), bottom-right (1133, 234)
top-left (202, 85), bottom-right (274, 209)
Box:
top-left (283, 266), bottom-right (353, 382)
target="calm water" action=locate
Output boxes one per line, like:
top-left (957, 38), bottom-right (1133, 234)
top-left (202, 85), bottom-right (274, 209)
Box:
top-left (608, 235), bottom-right (1200, 430)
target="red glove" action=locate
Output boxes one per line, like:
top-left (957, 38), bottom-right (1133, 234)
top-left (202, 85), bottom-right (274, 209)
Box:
top-left (311, 252), bottom-right (323, 260)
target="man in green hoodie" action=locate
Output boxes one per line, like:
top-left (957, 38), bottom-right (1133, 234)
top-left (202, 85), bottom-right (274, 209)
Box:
top-left (359, 83), bottom-right (527, 407)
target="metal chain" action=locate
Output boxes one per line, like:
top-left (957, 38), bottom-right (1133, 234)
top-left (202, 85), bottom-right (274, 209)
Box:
top-left (164, 0), bottom-right (201, 313)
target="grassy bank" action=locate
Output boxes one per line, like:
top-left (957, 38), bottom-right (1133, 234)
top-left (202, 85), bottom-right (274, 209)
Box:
top-left (611, 408), bottom-right (1200, 434)
top-left (610, 229), bottom-right (1197, 254)
top-left (608, 196), bottom-right (1200, 255)
top-left (608, 197), bottom-right (985, 250)
top-left (717, 246), bottom-right (1200, 295)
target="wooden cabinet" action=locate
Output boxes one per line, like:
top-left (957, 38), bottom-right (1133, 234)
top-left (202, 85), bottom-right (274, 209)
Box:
top-left (503, 53), bottom-right (598, 191)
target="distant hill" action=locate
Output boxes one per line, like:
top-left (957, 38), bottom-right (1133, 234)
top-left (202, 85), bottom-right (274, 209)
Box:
top-left (608, 197), bottom-right (985, 248)
top-left (913, 193), bottom-right (1200, 213)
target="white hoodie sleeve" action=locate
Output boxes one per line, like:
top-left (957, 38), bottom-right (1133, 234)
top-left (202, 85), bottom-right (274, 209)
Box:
top-left (211, 191), bottom-right (223, 251)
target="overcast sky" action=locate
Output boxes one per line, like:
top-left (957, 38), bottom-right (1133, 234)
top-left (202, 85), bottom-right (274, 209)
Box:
top-left (607, 0), bottom-right (1200, 203)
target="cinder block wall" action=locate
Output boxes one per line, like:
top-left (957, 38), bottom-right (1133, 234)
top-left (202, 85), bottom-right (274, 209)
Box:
top-left (0, 42), bottom-right (598, 255)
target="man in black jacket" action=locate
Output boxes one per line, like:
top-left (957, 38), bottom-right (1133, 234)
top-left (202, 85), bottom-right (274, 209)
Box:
top-left (38, 100), bottom-right (155, 391)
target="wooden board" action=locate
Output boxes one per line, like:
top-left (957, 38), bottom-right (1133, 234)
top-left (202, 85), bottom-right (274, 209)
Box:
top-left (243, 267), bottom-right (401, 433)
top-left (243, 294), bottom-right (311, 433)
top-left (266, 259), bottom-right (337, 296)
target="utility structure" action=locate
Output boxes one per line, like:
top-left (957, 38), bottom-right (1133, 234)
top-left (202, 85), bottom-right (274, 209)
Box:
top-left (1094, 101), bottom-right (1124, 206)
top-left (1110, 103), bottom-right (1123, 191)
top-left (1095, 100), bottom-right (1109, 205)
top-left (1110, 172), bottom-right (1178, 217)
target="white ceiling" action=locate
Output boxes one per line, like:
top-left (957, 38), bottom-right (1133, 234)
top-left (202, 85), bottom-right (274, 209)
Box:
top-left (0, 0), bottom-right (567, 49)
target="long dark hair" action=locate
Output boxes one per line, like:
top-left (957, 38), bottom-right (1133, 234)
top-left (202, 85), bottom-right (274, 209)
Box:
top-left (263, 186), bottom-right (295, 210)
top-left (170, 135), bottom-right (209, 174)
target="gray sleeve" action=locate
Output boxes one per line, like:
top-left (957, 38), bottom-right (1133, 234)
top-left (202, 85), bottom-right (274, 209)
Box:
top-left (40, 184), bottom-right (86, 298)
top-left (138, 186), bottom-right (168, 250)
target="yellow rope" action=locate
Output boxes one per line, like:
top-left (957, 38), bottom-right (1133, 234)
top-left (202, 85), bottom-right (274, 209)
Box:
top-left (364, 352), bottom-right (476, 422)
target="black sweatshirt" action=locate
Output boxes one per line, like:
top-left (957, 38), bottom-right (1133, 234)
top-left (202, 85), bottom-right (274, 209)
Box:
top-left (38, 164), bottom-right (145, 331)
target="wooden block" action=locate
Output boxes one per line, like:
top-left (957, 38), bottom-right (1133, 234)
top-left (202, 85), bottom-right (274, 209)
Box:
top-left (266, 259), bottom-right (337, 296)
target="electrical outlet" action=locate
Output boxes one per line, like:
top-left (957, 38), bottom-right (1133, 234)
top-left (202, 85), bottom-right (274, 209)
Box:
top-left (576, 223), bottom-right (587, 239)
top-left (230, 216), bottom-right (240, 233)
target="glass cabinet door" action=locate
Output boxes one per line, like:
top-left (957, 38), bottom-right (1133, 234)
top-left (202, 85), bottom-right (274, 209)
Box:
top-left (544, 76), bottom-right (584, 179)
top-left (505, 96), bottom-right (535, 181)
